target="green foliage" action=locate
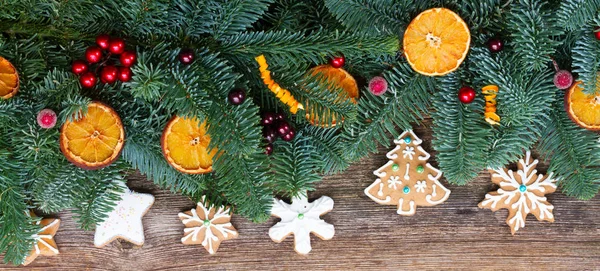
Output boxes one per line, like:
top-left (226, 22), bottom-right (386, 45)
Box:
top-left (270, 135), bottom-right (323, 197)
top-left (556, 0), bottom-right (600, 31)
top-left (572, 26), bottom-right (600, 94)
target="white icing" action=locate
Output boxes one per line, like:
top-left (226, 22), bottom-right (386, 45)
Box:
top-left (479, 151), bottom-right (557, 233)
top-left (393, 130), bottom-right (423, 145)
top-left (402, 146), bottom-right (415, 160)
top-left (387, 176), bottom-right (402, 189)
top-left (269, 193), bottom-right (335, 255)
top-left (364, 179), bottom-right (392, 204)
top-left (386, 146), bottom-right (402, 160)
top-left (404, 163), bottom-right (410, 180)
top-left (414, 181), bottom-right (426, 193)
top-left (377, 183), bottom-right (384, 196)
top-left (31, 219), bottom-right (60, 255)
top-left (178, 196), bottom-right (237, 254)
top-left (94, 188), bottom-right (155, 247)
top-left (417, 146), bottom-right (430, 160)
top-left (396, 198), bottom-right (416, 215)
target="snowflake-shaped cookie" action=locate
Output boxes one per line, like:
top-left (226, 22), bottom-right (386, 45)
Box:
top-left (478, 151), bottom-right (557, 234)
top-left (23, 216), bottom-right (60, 266)
top-left (178, 196), bottom-right (238, 254)
top-left (269, 194), bottom-right (335, 255)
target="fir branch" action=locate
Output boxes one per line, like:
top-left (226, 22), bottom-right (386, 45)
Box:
top-left (209, 0), bottom-right (274, 39)
top-left (302, 126), bottom-right (349, 174)
top-left (572, 26), bottom-right (600, 94)
top-left (270, 136), bottom-right (323, 198)
top-left (556, 0), bottom-right (600, 31)
top-left (538, 92), bottom-right (600, 200)
top-left (431, 73), bottom-right (492, 185)
top-left (324, 0), bottom-right (409, 36)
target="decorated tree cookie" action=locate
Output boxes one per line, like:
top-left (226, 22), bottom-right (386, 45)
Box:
top-left (365, 130), bottom-right (451, 215)
top-left (93, 185), bottom-right (155, 247)
top-left (22, 215), bottom-right (60, 266)
top-left (269, 193), bottom-right (335, 255)
top-left (479, 151), bottom-right (557, 235)
top-left (178, 196), bottom-right (238, 254)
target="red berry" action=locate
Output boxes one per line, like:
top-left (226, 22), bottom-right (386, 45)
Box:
top-left (488, 38), bottom-right (504, 53)
top-left (458, 86), bottom-right (476, 104)
top-left (595, 27), bottom-right (600, 40)
top-left (108, 38), bottom-right (126, 55)
top-left (265, 143), bottom-right (273, 155)
top-left (369, 76), bottom-right (388, 96)
top-left (263, 126), bottom-right (277, 143)
top-left (118, 66), bottom-right (132, 82)
top-left (100, 65), bottom-right (119, 84)
top-left (276, 121), bottom-right (292, 137)
top-left (228, 88), bottom-right (246, 105)
top-left (37, 109), bottom-right (57, 129)
top-left (330, 55), bottom-right (345, 68)
top-left (261, 112), bottom-right (276, 126)
top-left (96, 34), bottom-right (111, 50)
top-left (80, 72), bottom-right (97, 88)
top-left (554, 70), bottom-right (573, 90)
top-left (120, 50), bottom-right (137, 67)
top-left (85, 46), bottom-right (103, 64)
top-left (71, 60), bottom-right (88, 75)
top-left (274, 113), bottom-right (285, 121)
top-left (281, 129), bottom-right (296, 142)
top-left (179, 49), bottom-right (195, 65)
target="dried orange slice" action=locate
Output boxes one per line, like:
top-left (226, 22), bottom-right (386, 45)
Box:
top-left (161, 116), bottom-right (217, 174)
top-left (0, 56), bottom-right (19, 99)
top-left (306, 65), bottom-right (359, 127)
top-left (403, 8), bottom-right (471, 76)
top-left (60, 102), bottom-right (125, 170)
top-left (565, 81), bottom-right (600, 130)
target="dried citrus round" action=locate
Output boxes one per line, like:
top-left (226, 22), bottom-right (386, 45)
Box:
top-left (306, 65), bottom-right (359, 127)
top-left (60, 102), bottom-right (125, 169)
top-left (565, 81), bottom-right (600, 131)
top-left (161, 116), bottom-right (217, 174)
top-left (403, 8), bottom-right (471, 76)
top-left (0, 56), bottom-right (19, 99)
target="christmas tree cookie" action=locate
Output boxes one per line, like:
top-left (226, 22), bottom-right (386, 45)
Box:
top-left (365, 130), bottom-right (451, 215)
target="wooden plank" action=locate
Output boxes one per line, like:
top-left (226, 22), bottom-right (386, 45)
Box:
top-left (1, 125), bottom-right (599, 270)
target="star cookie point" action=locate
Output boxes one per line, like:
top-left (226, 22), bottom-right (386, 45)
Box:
top-left (22, 216), bottom-right (61, 266)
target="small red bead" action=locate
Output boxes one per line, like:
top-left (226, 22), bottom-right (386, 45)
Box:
top-left (276, 121), bottom-right (292, 137)
top-left (330, 56), bottom-right (345, 68)
top-left (80, 72), bottom-right (97, 88)
top-left (281, 129), bottom-right (296, 142)
top-left (595, 27), bottom-right (600, 40)
top-left (119, 51), bottom-right (137, 67)
top-left (37, 109), bottom-right (57, 129)
top-left (263, 126), bottom-right (277, 143)
top-left (228, 88), bottom-right (246, 105)
top-left (85, 46), bottom-right (103, 64)
top-left (118, 66), bottom-right (132, 82)
top-left (100, 65), bottom-right (119, 84)
top-left (369, 76), bottom-right (388, 96)
top-left (71, 60), bottom-right (89, 75)
top-left (96, 34), bottom-right (111, 50)
top-left (179, 49), bottom-right (195, 65)
top-left (108, 38), bottom-right (126, 55)
top-left (265, 143), bottom-right (273, 155)
top-left (487, 38), bottom-right (504, 53)
top-left (458, 86), bottom-right (476, 104)
top-left (261, 112), bottom-right (276, 126)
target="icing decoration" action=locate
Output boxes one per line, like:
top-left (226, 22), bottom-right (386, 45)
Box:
top-left (403, 146), bottom-right (415, 160)
top-left (93, 186), bottom-right (155, 248)
top-left (365, 130), bottom-right (451, 216)
top-left (482, 85), bottom-right (500, 125)
top-left (22, 215), bottom-right (60, 266)
top-left (269, 193), bottom-right (335, 255)
top-left (178, 196), bottom-right (238, 254)
top-left (478, 151), bottom-right (557, 235)
top-left (255, 55), bottom-right (304, 114)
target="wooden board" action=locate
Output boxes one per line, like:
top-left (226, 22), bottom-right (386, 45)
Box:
top-left (1, 125), bottom-right (599, 270)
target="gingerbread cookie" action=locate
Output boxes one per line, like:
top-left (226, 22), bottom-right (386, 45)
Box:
top-left (269, 193), bottom-right (335, 255)
top-left (94, 187), bottom-right (155, 247)
top-left (23, 215), bottom-right (60, 266)
top-left (365, 130), bottom-right (451, 215)
top-left (178, 196), bottom-right (238, 254)
top-left (479, 151), bottom-right (557, 234)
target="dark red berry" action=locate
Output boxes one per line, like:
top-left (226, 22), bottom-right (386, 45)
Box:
top-left (228, 88), bottom-right (246, 105)
top-left (79, 72), bottom-right (97, 88)
top-left (96, 34), bottom-right (111, 50)
top-left (274, 113), bottom-right (285, 121)
top-left (120, 50), bottom-right (137, 67)
top-left (85, 46), bottom-right (103, 64)
top-left (265, 143), bottom-right (273, 155)
top-left (100, 65), bottom-right (119, 84)
top-left (261, 112), bottom-right (276, 126)
top-left (108, 38), bottom-right (126, 55)
top-left (281, 129), bottom-right (296, 142)
top-left (595, 27), bottom-right (600, 40)
top-left (71, 60), bottom-right (88, 75)
top-left (554, 70), bottom-right (573, 90)
top-left (487, 38), bottom-right (504, 53)
top-left (458, 86), bottom-right (476, 104)
top-left (118, 66), bottom-right (132, 82)
top-left (276, 121), bottom-right (292, 137)
top-left (263, 126), bottom-right (277, 143)
top-left (179, 49), bottom-right (195, 65)
top-left (330, 55), bottom-right (345, 68)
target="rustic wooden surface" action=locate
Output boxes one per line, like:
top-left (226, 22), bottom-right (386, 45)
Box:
top-left (1, 124), bottom-right (599, 270)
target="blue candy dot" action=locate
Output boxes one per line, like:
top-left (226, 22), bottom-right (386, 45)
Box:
top-left (519, 184), bottom-right (527, 192)
top-left (404, 137), bottom-right (412, 144)
top-left (403, 186), bottom-right (410, 194)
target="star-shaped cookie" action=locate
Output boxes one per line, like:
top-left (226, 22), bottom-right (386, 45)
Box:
top-left (94, 189), bottom-right (155, 247)
top-left (178, 196), bottom-right (238, 254)
top-left (22, 216), bottom-right (60, 266)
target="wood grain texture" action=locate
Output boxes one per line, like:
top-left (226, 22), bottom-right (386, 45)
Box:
top-left (1, 124), bottom-right (599, 270)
